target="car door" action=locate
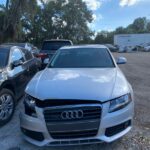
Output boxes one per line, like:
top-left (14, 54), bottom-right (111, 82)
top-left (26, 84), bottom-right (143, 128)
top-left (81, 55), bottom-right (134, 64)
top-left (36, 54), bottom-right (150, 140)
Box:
top-left (8, 47), bottom-right (29, 98)
top-left (21, 48), bottom-right (38, 81)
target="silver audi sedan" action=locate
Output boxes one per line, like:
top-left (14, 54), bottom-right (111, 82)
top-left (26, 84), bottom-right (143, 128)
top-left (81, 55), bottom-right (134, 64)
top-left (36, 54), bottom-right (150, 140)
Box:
top-left (20, 45), bottom-right (134, 146)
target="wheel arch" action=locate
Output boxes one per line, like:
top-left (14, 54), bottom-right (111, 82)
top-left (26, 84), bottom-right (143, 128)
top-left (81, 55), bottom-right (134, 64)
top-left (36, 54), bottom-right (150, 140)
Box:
top-left (0, 82), bottom-right (16, 98)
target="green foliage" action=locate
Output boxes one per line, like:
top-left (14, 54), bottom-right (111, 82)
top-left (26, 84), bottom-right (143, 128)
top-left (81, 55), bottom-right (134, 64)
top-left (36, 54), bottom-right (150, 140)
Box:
top-left (23, 0), bottom-right (94, 46)
top-left (95, 31), bottom-right (114, 44)
top-left (0, 0), bottom-right (37, 43)
top-left (0, 0), bottom-right (94, 46)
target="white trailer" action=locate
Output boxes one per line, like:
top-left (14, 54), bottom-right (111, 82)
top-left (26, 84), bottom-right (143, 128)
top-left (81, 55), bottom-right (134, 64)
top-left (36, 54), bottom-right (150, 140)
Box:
top-left (114, 33), bottom-right (150, 52)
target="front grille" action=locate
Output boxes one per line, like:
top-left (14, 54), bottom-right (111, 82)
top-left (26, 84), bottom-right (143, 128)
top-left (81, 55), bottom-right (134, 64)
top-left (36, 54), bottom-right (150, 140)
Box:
top-left (43, 104), bottom-right (101, 139)
top-left (44, 105), bottom-right (101, 122)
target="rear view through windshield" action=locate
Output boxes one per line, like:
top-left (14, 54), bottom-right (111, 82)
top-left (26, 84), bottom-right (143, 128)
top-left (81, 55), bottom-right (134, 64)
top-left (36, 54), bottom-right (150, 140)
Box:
top-left (50, 48), bottom-right (115, 68)
top-left (42, 41), bottom-right (72, 51)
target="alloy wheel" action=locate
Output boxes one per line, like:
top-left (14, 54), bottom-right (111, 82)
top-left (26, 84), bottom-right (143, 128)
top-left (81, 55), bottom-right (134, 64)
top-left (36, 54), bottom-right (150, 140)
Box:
top-left (0, 94), bottom-right (14, 120)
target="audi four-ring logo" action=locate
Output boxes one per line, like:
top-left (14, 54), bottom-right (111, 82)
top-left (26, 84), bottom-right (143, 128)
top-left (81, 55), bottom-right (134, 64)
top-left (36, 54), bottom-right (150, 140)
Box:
top-left (61, 110), bottom-right (84, 120)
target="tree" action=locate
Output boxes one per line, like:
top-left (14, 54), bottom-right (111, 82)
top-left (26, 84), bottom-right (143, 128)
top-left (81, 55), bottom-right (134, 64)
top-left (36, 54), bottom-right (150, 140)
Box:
top-left (115, 27), bottom-right (126, 34)
top-left (0, 0), bottom-right (37, 43)
top-left (0, 0), bottom-right (94, 45)
top-left (146, 21), bottom-right (150, 32)
top-left (23, 0), bottom-right (94, 45)
top-left (131, 17), bottom-right (146, 33)
top-left (60, 0), bottom-right (93, 43)
top-left (94, 31), bottom-right (114, 44)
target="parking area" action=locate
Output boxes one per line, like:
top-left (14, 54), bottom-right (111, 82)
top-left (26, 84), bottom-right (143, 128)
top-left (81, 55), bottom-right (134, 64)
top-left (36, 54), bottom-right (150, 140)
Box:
top-left (0, 52), bottom-right (150, 150)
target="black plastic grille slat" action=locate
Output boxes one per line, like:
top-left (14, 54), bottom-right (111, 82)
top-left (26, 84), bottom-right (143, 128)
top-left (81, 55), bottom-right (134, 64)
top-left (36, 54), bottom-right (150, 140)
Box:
top-left (49, 139), bottom-right (102, 145)
top-left (36, 99), bottom-right (101, 108)
top-left (50, 130), bottom-right (98, 139)
top-left (44, 114), bottom-right (100, 122)
top-left (44, 116), bottom-right (100, 122)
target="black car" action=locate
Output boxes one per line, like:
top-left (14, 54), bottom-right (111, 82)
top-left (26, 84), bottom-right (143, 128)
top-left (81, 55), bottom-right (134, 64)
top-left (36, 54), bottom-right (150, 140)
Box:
top-left (38, 39), bottom-right (73, 68)
top-left (0, 45), bottom-right (39, 126)
top-left (4, 43), bottom-right (40, 57)
top-left (3, 43), bottom-right (41, 69)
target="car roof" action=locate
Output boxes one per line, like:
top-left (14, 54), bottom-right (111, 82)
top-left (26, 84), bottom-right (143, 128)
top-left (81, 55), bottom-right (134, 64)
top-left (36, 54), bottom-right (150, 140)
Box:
top-left (60, 44), bottom-right (108, 50)
top-left (0, 44), bottom-right (26, 53)
top-left (44, 39), bottom-right (72, 42)
top-left (4, 43), bottom-right (27, 47)
top-left (0, 45), bottom-right (12, 53)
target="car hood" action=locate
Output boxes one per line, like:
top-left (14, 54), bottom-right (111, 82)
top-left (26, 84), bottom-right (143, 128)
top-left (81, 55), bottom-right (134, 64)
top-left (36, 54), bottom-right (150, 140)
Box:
top-left (26, 68), bottom-right (130, 102)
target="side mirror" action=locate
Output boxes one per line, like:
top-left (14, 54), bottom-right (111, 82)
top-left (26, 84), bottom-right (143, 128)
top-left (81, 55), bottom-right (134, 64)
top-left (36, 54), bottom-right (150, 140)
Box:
top-left (43, 58), bottom-right (50, 65)
top-left (117, 57), bottom-right (127, 65)
top-left (12, 59), bottom-right (23, 68)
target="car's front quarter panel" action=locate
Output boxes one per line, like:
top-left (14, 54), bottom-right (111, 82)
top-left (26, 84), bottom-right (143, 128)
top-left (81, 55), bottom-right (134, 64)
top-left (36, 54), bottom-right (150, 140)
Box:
top-left (25, 70), bottom-right (43, 97)
top-left (111, 68), bottom-right (131, 99)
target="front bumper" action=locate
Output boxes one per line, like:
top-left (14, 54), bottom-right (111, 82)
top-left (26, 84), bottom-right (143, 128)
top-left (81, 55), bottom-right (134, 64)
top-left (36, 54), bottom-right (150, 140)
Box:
top-left (20, 101), bottom-right (134, 146)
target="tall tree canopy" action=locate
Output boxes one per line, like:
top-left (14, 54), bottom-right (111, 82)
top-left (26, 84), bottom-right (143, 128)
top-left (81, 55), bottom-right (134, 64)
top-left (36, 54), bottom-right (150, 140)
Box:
top-left (0, 0), bottom-right (37, 43)
top-left (23, 0), bottom-right (93, 45)
top-left (0, 0), bottom-right (94, 45)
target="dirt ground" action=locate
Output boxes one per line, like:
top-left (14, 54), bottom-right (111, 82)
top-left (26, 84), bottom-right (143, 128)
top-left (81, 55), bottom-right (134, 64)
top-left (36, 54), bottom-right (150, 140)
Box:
top-left (0, 52), bottom-right (150, 150)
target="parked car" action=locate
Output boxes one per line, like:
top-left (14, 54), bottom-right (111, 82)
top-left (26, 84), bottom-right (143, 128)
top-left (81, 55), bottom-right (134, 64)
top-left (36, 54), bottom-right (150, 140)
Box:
top-left (0, 45), bottom-right (39, 126)
top-left (104, 44), bottom-right (118, 52)
top-left (38, 39), bottom-right (73, 68)
top-left (144, 45), bottom-right (150, 52)
top-left (20, 45), bottom-right (134, 146)
top-left (4, 43), bottom-right (40, 57)
top-left (118, 46), bottom-right (136, 53)
top-left (4, 43), bottom-right (41, 69)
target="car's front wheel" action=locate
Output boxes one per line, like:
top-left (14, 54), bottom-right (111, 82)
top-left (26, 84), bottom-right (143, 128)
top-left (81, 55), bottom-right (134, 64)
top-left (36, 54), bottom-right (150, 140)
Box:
top-left (0, 89), bottom-right (15, 127)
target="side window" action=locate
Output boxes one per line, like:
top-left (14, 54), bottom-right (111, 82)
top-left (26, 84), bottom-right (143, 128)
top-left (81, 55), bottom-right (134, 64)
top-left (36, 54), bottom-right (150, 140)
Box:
top-left (11, 48), bottom-right (24, 62)
top-left (21, 49), bottom-right (33, 61)
top-left (25, 50), bottom-right (33, 60)
top-left (25, 43), bottom-right (32, 51)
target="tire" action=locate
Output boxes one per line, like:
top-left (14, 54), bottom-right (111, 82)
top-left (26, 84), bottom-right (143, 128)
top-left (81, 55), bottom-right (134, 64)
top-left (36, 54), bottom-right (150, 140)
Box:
top-left (0, 88), bottom-right (15, 127)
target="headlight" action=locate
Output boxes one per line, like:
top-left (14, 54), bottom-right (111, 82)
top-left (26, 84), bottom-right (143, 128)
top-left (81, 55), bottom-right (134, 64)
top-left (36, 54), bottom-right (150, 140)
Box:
top-left (24, 94), bottom-right (36, 111)
top-left (109, 94), bottom-right (132, 113)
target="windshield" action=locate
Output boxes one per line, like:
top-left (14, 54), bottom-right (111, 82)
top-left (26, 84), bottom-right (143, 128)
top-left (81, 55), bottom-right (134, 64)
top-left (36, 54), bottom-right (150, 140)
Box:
top-left (50, 48), bottom-right (115, 68)
top-left (0, 52), bottom-right (8, 68)
top-left (42, 41), bottom-right (72, 51)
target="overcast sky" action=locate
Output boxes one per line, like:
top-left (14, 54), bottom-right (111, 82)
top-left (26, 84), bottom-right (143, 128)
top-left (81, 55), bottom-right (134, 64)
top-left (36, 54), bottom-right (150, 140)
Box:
top-left (1, 0), bottom-right (150, 32)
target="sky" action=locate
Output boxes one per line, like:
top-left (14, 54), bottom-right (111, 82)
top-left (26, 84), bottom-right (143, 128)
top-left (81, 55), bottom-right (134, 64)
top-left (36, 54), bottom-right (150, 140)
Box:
top-left (1, 0), bottom-right (150, 32)
top-left (85, 0), bottom-right (150, 32)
